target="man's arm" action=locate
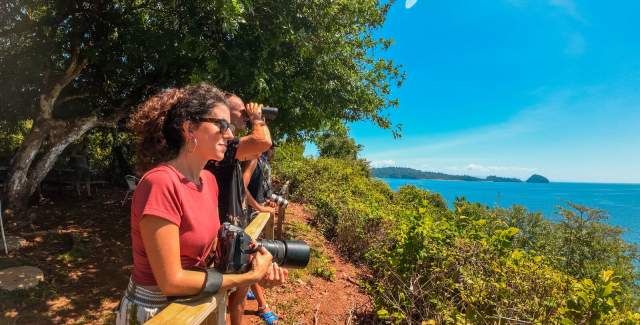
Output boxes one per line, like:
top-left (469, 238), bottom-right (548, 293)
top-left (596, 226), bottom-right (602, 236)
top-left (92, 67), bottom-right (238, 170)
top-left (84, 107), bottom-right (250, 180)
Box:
top-left (235, 103), bottom-right (272, 161)
top-left (241, 160), bottom-right (274, 213)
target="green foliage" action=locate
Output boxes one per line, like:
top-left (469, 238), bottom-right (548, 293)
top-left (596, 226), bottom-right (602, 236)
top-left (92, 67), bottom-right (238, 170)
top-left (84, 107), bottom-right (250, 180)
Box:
top-left (315, 129), bottom-right (363, 160)
top-left (561, 270), bottom-right (640, 324)
top-left (0, 120), bottom-right (32, 161)
top-left (211, 0), bottom-right (405, 139)
top-left (1, 0), bottom-right (403, 138)
top-left (273, 142), bottom-right (640, 323)
top-left (83, 129), bottom-right (115, 173)
top-left (394, 185), bottom-right (447, 210)
top-left (284, 221), bottom-right (336, 282)
top-left (551, 203), bottom-right (639, 289)
top-left (495, 205), bottom-right (553, 252)
top-left (273, 150), bottom-right (394, 258)
top-left (81, 128), bottom-right (134, 177)
top-left (310, 249), bottom-right (336, 282)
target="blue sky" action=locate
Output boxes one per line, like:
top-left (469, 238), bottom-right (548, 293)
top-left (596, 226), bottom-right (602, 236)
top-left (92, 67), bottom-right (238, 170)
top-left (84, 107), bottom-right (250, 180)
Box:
top-left (311, 0), bottom-right (640, 183)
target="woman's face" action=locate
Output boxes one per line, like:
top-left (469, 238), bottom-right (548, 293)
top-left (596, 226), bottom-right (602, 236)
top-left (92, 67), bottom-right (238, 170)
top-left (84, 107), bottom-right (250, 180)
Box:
top-left (192, 104), bottom-right (234, 161)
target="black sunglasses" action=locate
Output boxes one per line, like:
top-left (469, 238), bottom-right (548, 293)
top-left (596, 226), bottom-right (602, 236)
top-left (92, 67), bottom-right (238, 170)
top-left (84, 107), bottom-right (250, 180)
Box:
top-left (196, 117), bottom-right (235, 134)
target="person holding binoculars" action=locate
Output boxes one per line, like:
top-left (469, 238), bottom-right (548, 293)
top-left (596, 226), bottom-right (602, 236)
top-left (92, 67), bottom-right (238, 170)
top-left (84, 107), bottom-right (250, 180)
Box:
top-left (115, 83), bottom-right (288, 325)
top-left (205, 93), bottom-right (281, 325)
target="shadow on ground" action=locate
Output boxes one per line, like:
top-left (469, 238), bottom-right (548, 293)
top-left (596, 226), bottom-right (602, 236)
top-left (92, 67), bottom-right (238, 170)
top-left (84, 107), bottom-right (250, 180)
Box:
top-left (1, 188), bottom-right (131, 324)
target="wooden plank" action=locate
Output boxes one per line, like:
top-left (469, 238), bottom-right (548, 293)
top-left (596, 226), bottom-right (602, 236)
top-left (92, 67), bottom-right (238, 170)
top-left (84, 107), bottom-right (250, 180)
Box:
top-left (244, 212), bottom-right (271, 239)
top-left (145, 291), bottom-right (224, 325)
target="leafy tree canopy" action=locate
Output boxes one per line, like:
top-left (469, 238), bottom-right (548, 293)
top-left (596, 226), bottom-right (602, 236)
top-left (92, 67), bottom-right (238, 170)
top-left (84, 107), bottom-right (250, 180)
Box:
top-left (0, 0), bottom-right (404, 138)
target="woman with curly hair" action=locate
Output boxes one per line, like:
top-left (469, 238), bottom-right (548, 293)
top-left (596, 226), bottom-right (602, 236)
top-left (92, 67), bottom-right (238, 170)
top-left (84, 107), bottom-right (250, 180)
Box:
top-left (116, 83), bottom-right (286, 324)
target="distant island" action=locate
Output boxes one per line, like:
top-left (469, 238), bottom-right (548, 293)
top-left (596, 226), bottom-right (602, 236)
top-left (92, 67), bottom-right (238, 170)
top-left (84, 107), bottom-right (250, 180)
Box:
top-left (372, 167), bottom-right (550, 183)
top-left (526, 174), bottom-right (550, 183)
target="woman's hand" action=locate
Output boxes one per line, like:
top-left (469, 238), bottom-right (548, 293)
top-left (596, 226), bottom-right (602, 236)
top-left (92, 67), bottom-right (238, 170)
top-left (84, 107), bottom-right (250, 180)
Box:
top-left (259, 263), bottom-right (289, 289)
top-left (249, 245), bottom-right (273, 281)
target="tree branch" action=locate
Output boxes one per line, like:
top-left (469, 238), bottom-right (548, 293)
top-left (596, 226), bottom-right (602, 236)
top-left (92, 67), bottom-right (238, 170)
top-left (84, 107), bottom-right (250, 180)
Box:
top-left (96, 111), bottom-right (127, 128)
top-left (39, 46), bottom-right (88, 118)
top-left (56, 93), bottom-right (90, 105)
top-left (0, 20), bottom-right (33, 38)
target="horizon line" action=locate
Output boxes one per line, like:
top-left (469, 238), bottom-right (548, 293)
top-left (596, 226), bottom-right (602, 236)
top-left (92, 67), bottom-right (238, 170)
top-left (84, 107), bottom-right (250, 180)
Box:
top-left (371, 165), bottom-right (640, 185)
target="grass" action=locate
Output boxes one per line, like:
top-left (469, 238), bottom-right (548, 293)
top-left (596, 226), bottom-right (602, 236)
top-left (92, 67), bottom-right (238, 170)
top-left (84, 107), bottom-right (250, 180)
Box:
top-left (284, 221), bottom-right (336, 282)
top-left (55, 237), bottom-right (90, 264)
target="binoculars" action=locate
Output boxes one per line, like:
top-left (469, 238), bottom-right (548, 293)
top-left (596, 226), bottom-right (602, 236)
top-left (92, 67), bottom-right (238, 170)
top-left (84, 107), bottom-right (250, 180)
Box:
top-left (261, 106), bottom-right (278, 120)
top-left (243, 106), bottom-right (278, 123)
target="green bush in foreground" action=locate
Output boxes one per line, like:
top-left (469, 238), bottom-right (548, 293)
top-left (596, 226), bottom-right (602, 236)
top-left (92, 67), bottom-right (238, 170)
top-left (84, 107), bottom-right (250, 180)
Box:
top-left (273, 142), bottom-right (640, 324)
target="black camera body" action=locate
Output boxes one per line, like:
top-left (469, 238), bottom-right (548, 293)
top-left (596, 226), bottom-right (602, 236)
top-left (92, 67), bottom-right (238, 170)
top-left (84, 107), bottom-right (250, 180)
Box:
top-left (216, 222), bottom-right (310, 274)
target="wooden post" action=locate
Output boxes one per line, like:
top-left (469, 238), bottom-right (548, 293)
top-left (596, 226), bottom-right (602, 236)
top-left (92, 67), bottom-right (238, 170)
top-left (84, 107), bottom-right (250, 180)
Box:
top-left (264, 212), bottom-right (274, 240)
top-left (202, 291), bottom-right (226, 325)
top-left (276, 206), bottom-right (285, 240)
top-left (275, 181), bottom-right (290, 240)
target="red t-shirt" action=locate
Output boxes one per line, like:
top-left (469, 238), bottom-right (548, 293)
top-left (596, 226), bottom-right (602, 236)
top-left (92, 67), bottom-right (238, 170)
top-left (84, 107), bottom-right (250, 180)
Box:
top-left (130, 164), bottom-right (220, 286)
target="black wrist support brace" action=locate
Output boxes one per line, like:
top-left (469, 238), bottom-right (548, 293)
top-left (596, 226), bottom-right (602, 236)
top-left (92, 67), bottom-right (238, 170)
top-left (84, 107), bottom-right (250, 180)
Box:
top-left (167, 268), bottom-right (223, 303)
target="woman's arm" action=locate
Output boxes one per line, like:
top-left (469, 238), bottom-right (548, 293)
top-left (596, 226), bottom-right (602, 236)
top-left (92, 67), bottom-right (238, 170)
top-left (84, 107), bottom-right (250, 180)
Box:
top-left (140, 216), bottom-right (272, 296)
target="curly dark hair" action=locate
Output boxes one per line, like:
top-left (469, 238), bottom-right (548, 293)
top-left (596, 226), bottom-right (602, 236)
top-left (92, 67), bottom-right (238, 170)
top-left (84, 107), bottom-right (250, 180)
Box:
top-left (128, 82), bottom-right (228, 173)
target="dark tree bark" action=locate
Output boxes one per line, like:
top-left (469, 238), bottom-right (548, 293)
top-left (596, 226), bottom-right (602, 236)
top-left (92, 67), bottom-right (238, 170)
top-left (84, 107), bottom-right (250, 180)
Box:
top-left (3, 48), bottom-right (93, 218)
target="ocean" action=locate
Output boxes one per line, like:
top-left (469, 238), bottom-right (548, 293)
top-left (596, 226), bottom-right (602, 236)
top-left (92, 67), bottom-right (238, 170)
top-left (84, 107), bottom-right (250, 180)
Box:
top-left (380, 178), bottom-right (640, 244)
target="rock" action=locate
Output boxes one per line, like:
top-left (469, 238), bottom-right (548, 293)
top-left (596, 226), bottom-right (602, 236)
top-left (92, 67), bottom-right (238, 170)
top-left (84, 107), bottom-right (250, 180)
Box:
top-left (526, 174), bottom-right (550, 183)
top-left (0, 266), bottom-right (44, 291)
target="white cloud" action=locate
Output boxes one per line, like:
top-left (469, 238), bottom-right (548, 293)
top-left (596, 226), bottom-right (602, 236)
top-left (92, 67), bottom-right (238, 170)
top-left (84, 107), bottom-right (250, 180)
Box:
top-left (370, 159), bottom-right (397, 168)
top-left (466, 163), bottom-right (536, 175)
top-left (405, 0), bottom-right (418, 9)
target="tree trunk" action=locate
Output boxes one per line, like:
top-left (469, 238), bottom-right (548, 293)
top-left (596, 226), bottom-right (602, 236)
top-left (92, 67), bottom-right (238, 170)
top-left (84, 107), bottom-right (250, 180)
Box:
top-left (3, 117), bottom-right (98, 217)
top-left (4, 118), bottom-right (51, 214)
top-left (2, 48), bottom-right (87, 219)
top-left (26, 117), bottom-right (98, 197)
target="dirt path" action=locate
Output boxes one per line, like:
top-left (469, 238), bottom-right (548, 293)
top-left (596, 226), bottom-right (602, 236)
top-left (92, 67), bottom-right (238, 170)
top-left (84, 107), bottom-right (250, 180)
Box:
top-left (242, 203), bottom-right (373, 325)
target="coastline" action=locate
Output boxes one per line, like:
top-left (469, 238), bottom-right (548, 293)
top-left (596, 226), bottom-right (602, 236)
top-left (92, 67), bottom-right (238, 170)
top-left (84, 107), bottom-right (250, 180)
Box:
top-left (378, 177), bottom-right (640, 244)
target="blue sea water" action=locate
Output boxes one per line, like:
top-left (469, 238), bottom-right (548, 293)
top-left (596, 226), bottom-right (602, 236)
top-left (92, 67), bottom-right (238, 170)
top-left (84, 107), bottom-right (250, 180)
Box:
top-left (380, 178), bottom-right (640, 244)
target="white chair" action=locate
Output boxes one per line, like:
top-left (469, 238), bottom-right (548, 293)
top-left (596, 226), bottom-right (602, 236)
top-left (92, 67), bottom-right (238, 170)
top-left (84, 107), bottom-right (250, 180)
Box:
top-left (121, 175), bottom-right (140, 207)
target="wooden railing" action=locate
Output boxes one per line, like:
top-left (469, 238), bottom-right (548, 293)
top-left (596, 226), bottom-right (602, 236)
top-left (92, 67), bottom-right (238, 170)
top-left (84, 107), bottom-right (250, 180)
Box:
top-left (146, 212), bottom-right (273, 325)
